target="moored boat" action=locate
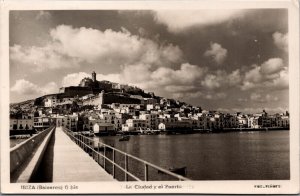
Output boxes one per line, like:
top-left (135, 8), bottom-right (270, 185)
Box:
top-left (119, 135), bottom-right (130, 141)
top-left (169, 166), bottom-right (187, 176)
top-left (158, 166), bottom-right (187, 176)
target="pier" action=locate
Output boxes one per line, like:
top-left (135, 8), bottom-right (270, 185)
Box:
top-left (10, 126), bottom-right (189, 182)
top-left (40, 127), bottom-right (115, 182)
top-left (11, 127), bottom-right (115, 182)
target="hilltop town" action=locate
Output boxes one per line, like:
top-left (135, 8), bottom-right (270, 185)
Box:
top-left (10, 71), bottom-right (290, 136)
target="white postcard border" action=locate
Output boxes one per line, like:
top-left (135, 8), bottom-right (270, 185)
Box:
top-left (1, 0), bottom-right (299, 194)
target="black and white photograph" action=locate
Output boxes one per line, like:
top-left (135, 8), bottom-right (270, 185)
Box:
top-left (1, 0), bottom-right (299, 194)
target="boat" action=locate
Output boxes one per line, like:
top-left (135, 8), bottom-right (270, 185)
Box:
top-left (169, 166), bottom-right (187, 176)
top-left (158, 166), bottom-right (187, 176)
top-left (119, 135), bottom-right (130, 141)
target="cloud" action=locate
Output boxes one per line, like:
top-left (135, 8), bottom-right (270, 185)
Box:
top-left (273, 32), bottom-right (288, 52)
top-left (241, 57), bottom-right (288, 91)
top-left (50, 25), bottom-right (183, 67)
top-left (204, 42), bottom-right (227, 64)
top-left (11, 79), bottom-right (41, 95)
top-left (11, 79), bottom-right (58, 96)
top-left (260, 58), bottom-right (284, 75)
top-left (153, 10), bottom-right (244, 33)
top-left (10, 44), bottom-right (81, 72)
top-left (10, 25), bottom-right (183, 72)
top-left (201, 69), bottom-right (242, 90)
top-left (151, 63), bottom-right (206, 85)
top-left (201, 74), bottom-right (221, 89)
top-left (228, 69), bottom-right (242, 85)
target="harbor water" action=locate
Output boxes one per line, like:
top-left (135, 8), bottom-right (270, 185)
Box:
top-left (94, 130), bottom-right (289, 180)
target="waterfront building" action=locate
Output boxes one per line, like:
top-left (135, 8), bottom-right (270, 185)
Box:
top-left (122, 119), bottom-right (147, 132)
top-left (224, 114), bottom-right (237, 128)
top-left (10, 118), bottom-right (34, 131)
top-left (52, 115), bottom-right (64, 127)
top-left (248, 116), bottom-right (262, 128)
top-left (83, 113), bottom-right (115, 134)
top-left (92, 123), bottom-right (114, 134)
top-left (33, 117), bottom-right (51, 131)
top-left (61, 114), bottom-right (78, 131)
top-left (237, 115), bottom-right (248, 128)
top-left (158, 121), bottom-right (192, 131)
top-left (139, 113), bottom-right (159, 130)
top-left (194, 113), bottom-right (208, 129)
top-left (278, 115), bottom-right (290, 128)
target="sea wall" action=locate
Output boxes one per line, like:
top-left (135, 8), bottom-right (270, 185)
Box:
top-left (10, 126), bottom-right (55, 182)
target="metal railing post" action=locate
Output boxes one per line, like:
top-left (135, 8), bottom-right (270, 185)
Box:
top-left (92, 139), bottom-right (94, 159)
top-left (112, 149), bottom-right (115, 178)
top-left (144, 163), bottom-right (148, 181)
top-left (80, 135), bottom-right (82, 149)
top-left (83, 136), bottom-right (85, 151)
top-left (103, 145), bottom-right (106, 170)
top-left (97, 142), bottom-right (100, 164)
top-left (125, 154), bottom-right (128, 181)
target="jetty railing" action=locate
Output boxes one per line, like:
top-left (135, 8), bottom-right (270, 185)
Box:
top-left (63, 128), bottom-right (190, 181)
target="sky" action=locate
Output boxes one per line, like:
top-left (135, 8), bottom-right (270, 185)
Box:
top-left (9, 9), bottom-right (289, 113)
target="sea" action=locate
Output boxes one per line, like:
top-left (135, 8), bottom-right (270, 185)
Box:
top-left (93, 130), bottom-right (290, 181)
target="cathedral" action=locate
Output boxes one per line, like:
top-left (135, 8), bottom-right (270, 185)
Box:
top-left (79, 71), bottom-right (112, 91)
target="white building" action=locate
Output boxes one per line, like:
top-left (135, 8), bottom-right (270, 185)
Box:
top-left (10, 118), bottom-right (34, 131)
top-left (33, 117), bottom-right (51, 130)
top-left (139, 113), bottom-right (158, 130)
top-left (122, 119), bottom-right (146, 132)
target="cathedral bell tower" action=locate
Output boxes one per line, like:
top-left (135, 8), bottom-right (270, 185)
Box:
top-left (92, 71), bottom-right (96, 82)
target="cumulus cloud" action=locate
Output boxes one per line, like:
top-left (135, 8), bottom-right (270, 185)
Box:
top-left (241, 57), bottom-right (288, 91)
top-left (153, 10), bottom-right (244, 33)
top-left (10, 44), bottom-right (81, 72)
top-left (201, 74), bottom-right (221, 89)
top-left (260, 58), bottom-right (284, 75)
top-left (228, 69), bottom-right (242, 85)
top-left (201, 69), bottom-right (242, 90)
top-left (10, 25), bottom-right (183, 72)
top-left (11, 79), bottom-right (58, 95)
top-left (204, 42), bottom-right (227, 64)
top-left (273, 32), bottom-right (288, 52)
top-left (11, 79), bottom-right (41, 95)
top-left (50, 25), bottom-right (183, 66)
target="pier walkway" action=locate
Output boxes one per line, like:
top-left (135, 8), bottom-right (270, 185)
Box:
top-left (49, 127), bottom-right (115, 182)
top-left (11, 126), bottom-right (188, 182)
